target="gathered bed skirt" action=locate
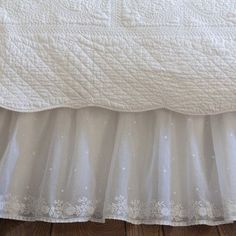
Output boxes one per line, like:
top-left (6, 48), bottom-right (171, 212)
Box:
top-left (0, 107), bottom-right (235, 226)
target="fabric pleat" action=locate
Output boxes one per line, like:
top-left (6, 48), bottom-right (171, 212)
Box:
top-left (0, 107), bottom-right (235, 226)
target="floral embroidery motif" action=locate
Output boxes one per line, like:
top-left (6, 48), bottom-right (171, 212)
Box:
top-left (108, 195), bottom-right (227, 222)
top-left (184, 0), bottom-right (236, 25)
top-left (121, 0), bottom-right (182, 26)
top-left (121, 0), bottom-right (236, 26)
top-left (0, 194), bottom-right (96, 219)
top-left (0, 194), bottom-right (234, 224)
top-left (3, 0), bottom-right (236, 26)
top-left (2, 0), bottom-right (111, 25)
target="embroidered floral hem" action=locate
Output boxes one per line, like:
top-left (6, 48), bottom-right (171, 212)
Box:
top-left (0, 107), bottom-right (236, 225)
top-left (0, 194), bottom-right (236, 226)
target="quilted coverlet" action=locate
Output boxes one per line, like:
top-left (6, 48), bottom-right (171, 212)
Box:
top-left (0, 0), bottom-right (236, 115)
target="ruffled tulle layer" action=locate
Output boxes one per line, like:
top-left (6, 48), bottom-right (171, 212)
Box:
top-left (0, 107), bottom-right (236, 226)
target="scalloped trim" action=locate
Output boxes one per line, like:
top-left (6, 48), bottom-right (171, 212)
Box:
top-left (0, 102), bottom-right (236, 116)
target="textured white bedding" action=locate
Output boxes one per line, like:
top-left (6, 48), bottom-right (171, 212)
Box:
top-left (0, 0), bottom-right (236, 114)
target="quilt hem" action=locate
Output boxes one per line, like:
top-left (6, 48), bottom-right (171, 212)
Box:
top-left (0, 103), bottom-right (236, 116)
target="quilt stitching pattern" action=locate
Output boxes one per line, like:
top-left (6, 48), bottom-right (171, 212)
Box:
top-left (0, 0), bottom-right (236, 114)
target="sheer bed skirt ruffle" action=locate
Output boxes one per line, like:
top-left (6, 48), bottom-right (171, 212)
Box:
top-left (0, 107), bottom-right (235, 226)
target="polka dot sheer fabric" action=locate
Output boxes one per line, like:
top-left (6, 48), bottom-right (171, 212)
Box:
top-left (0, 107), bottom-right (235, 226)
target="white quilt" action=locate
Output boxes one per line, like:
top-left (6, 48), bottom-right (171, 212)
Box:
top-left (0, 0), bottom-right (236, 114)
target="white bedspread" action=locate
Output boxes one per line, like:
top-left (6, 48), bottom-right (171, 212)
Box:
top-left (0, 0), bottom-right (236, 114)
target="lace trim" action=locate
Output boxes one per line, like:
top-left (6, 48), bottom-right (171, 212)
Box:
top-left (0, 194), bottom-right (236, 225)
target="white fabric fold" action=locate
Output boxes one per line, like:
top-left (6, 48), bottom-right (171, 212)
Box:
top-left (0, 107), bottom-right (235, 225)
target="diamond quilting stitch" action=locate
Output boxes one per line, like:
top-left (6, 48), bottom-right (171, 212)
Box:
top-left (0, 0), bottom-right (236, 114)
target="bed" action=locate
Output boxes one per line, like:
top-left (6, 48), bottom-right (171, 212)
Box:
top-left (0, 0), bottom-right (236, 226)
